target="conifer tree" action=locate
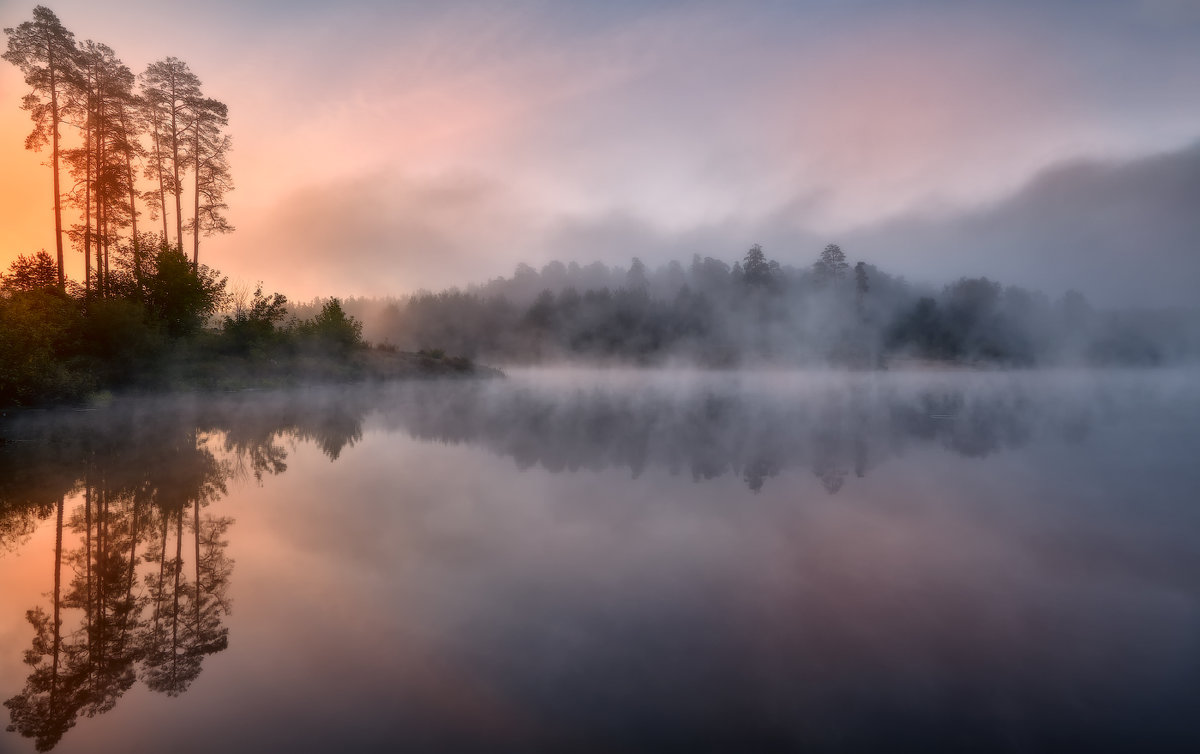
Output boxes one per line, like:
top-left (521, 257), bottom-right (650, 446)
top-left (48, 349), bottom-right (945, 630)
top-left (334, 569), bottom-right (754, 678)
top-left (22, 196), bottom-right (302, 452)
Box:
top-left (4, 6), bottom-right (79, 289)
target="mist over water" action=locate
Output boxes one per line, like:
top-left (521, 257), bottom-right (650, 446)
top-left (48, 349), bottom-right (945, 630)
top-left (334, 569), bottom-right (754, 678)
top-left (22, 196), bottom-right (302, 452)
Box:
top-left (2, 368), bottom-right (1199, 752)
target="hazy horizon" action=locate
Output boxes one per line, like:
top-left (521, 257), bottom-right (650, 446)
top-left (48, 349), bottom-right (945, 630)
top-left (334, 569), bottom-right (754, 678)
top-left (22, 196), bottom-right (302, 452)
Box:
top-left (3, 0), bottom-right (1200, 305)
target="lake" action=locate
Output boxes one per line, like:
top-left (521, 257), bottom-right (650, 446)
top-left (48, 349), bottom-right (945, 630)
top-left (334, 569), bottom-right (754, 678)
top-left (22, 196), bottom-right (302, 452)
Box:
top-left (1, 368), bottom-right (1199, 752)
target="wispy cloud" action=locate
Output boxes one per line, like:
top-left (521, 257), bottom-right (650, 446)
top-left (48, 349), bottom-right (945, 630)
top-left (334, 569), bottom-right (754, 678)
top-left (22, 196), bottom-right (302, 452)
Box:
top-left (3, 0), bottom-right (1199, 301)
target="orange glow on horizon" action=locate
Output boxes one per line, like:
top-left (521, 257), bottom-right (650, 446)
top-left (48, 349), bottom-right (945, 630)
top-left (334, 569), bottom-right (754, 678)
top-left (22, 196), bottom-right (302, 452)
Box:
top-left (1, 63), bottom-right (65, 277)
top-left (3, 1), bottom-right (1200, 301)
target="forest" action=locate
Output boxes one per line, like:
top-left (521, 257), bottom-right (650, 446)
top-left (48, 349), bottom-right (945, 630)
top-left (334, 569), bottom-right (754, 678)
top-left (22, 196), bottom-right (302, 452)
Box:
top-left (332, 244), bottom-right (1200, 368)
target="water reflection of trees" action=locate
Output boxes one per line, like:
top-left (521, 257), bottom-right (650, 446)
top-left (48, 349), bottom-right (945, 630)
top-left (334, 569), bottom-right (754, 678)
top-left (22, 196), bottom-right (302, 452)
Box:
top-left (0, 380), bottom-right (1096, 748)
top-left (0, 392), bottom-right (364, 751)
top-left (377, 379), bottom-right (1095, 494)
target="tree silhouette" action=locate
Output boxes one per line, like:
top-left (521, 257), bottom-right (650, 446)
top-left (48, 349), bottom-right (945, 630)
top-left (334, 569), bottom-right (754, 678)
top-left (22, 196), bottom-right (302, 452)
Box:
top-left (742, 244), bottom-right (772, 288)
top-left (3, 6), bottom-right (78, 289)
top-left (139, 58), bottom-right (201, 251)
top-left (140, 241), bottom-right (226, 337)
top-left (184, 96), bottom-right (232, 267)
top-left (115, 87), bottom-right (145, 284)
top-left (854, 262), bottom-right (869, 317)
top-left (300, 298), bottom-right (363, 352)
top-left (64, 41), bottom-right (137, 296)
top-left (3, 497), bottom-right (81, 752)
top-left (2, 251), bottom-right (59, 292)
top-left (1, 404), bottom-right (251, 749)
top-left (626, 257), bottom-right (648, 290)
top-left (813, 243), bottom-right (849, 284)
top-left (139, 429), bottom-right (229, 697)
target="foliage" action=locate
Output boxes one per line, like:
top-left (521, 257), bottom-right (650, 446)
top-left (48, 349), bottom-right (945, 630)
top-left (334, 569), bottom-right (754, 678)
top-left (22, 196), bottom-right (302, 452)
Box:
top-left (0, 251), bottom-right (58, 292)
top-left (141, 244), bottom-right (226, 338)
top-left (78, 297), bottom-right (162, 382)
top-left (742, 244), bottom-right (772, 288)
top-left (295, 298), bottom-right (363, 353)
top-left (0, 288), bottom-right (92, 405)
top-left (366, 248), bottom-right (1198, 368)
top-left (0, 10), bottom-right (412, 408)
top-left (0, 238), bottom-right (234, 406)
top-left (221, 284), bottom-right (289, 354)
top-left (813, 243), bottom-right (849, 284)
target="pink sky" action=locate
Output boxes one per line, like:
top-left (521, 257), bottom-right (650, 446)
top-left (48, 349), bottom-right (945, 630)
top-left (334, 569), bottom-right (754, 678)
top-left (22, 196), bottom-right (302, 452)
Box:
top-left (3, 0), bottom-right (1200, 300)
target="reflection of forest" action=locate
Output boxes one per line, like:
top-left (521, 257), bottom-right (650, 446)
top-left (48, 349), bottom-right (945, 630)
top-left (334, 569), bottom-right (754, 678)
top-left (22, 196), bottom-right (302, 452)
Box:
top-left (379, 378), bottom-right (1095, 493)
top-left (0, 379), bottom-right (1094, 748)
top-left (0, 393), bottom-right (364, 751)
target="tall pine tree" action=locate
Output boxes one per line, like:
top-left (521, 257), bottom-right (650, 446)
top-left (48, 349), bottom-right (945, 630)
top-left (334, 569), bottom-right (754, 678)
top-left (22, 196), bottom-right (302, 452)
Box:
top-left (3, 6), bottom-right (79, 289)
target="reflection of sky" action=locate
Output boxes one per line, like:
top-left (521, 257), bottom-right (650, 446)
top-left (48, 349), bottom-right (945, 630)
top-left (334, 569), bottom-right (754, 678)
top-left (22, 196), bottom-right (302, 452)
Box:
top-left (2, 372), bottom-right (1199, 750)
top-left (3, 1), bottom-right (1200, 302)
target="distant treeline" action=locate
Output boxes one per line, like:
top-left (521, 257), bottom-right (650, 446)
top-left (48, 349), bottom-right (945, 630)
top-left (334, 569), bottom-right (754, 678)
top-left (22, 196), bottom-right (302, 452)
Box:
top-left (328, 245), bottom-right (1200, 367)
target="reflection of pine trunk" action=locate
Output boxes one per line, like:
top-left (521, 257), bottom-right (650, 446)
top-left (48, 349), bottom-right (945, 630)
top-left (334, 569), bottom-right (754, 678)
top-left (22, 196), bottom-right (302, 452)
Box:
top-left (172, 510), bottom-right (182, 686)
top-left (194, 496), bottom-right (201, 632)
top-left (84, 483), bottom-right (93, 659)
top-left (52, 494), bottom-right (64, 695)
top-left (103, 488), bottom-right (111, 659)
top-left (154, 511), bottom-right (167, 633)
top-left (121, 495), bottom-right (139, 649)
top-left (5, 493), bottom-right (82, 752)
top-left (6, 414), bottom-right (244, 747)
top-left (97, 485), bottom-right (106, 677)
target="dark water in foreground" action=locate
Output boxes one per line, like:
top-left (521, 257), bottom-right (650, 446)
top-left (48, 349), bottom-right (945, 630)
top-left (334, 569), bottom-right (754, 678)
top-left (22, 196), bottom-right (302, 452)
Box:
top-left (1, 368), bottom-right (1199, 753)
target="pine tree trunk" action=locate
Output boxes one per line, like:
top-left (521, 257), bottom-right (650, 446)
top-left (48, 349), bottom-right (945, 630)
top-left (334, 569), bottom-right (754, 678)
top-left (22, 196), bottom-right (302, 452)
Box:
top-left (83, 95), bottom-right (92, 296)
top-left (153, 114), bottom-right (168, 242)
top-left (192, 123), bottom-right (200, 268)
top-left (51, 495), bottom-right (63, 693)
top-left (48, 37), bottom-right (65, 289)
top-left (84, 483), bottom-right (93, 656)
top-left (100, 96), bottom-right (109, 297)
top-left (122, 104), bottom-right (140, 287)
top-left (96, 98), bottom-right (106, 297)
top-left (171, 73), bottom-right (183, 252)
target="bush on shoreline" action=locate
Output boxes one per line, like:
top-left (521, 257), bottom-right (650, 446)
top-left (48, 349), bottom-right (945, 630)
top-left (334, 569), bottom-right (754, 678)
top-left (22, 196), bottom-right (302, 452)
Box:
top-left (0, 241), bottom-right (481, 408)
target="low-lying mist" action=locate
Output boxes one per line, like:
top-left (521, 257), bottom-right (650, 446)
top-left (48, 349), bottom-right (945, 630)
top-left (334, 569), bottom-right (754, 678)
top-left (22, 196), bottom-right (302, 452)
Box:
top-left (4, 367), bottom-right (1199, 752)
top-left (4, 367), bottom-right (1195, 507)
top-left (301, 247), bottom-right (1200, 369)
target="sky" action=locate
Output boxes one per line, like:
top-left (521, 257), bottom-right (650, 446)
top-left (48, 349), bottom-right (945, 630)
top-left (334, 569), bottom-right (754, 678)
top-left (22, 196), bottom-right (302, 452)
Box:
top-left (2, 0), bottom-right (1199, 305)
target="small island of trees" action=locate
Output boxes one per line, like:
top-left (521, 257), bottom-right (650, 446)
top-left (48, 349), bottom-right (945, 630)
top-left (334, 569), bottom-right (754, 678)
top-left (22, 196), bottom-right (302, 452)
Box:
top-left (1, 6), bottom-right (484, 408)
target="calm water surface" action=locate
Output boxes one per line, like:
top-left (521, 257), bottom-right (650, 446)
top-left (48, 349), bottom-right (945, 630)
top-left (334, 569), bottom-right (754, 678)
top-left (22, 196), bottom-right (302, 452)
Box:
top-left (1, 368), bottom-right (1198, 753)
